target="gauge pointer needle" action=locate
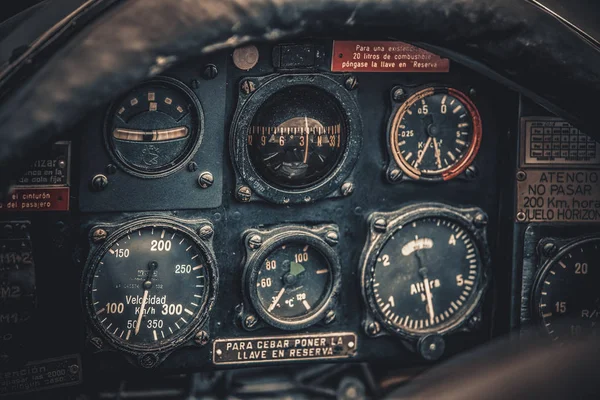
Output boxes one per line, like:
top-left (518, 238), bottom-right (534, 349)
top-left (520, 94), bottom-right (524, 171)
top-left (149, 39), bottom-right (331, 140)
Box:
top-left (433, 138), bottom-right (442, 169)
top-left (415, 136), bottom-right (432, 168)
top-left (303, 116), bottom-right (310, 164)
top-left (415, 252), bottom-right (435, 324)
top-left (268, 287), bottom-right (286, 312)
top-left (135, 288), bottom-right (149, 335)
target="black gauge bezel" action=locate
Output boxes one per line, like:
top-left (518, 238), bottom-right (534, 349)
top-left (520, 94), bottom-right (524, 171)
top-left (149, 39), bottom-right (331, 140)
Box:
top-left (531, 235), bottom-right (600, 339)
top-left (242, 225), bottom-right (342, 330)
top-left (82, 217), bottom-right (218, 357)
top-left (103, 76), bottom-right (204, 179)
top-left (385, 85), bottom-right (483, 184)
top-left (230, 73), bottom-right (362, 204)
top-left (360, 203), bottom-right (491, 340)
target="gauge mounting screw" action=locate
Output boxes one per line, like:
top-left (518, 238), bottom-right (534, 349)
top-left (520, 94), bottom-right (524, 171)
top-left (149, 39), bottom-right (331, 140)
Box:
top-left (325, 231), bottom-right (339, 246)
top-left (324, 310), bottom-right (336, 325)
top-left (197, 171), bottom-right (214, 188)
top-left (366, 321), bottom-right (380, 336)
top-left (388, 169), bottom-right (402, 182)
top-left (187, 161), bottom-right (198, 172)
top-left (236, 186), bottom-right (252, 202)
top-left (105, 164), bottom-right (117, 175)
top-left (202, 64), bottom-right (218, 80)
top-left (244, 315), bottom-right (258, 329)
top-left (473, 212), bottom-right (488, 228)
top-left (541, 240), bottom-right (558, 258)
top-left (341, 182), bottom-right (354, 197)
top-left (373, 218), bottom-right (387, 233)
top-left (465, 165), bottom-right (478, 180)
top-left (91, 174), bottom-right (108, 192)
top-left (516, 170), bottom-right (527, 181)
top-left (194, 330), bottom-right (210, 346)
top-left (240, 79), bottom-right (257, 95)
top-left (344, 75), bottom-right (358, 91)
top-left (92, 228), bottom-right (108, 243)
top-left (418, 334), bottom-right (445, 361)
top-left (392, 87), bottom-right (405, 102)
top-left (198, 225), bottom-right (214, 240)
top-left (138, 353), bottom-right (159, 369)
top-left (248, 234), bottom-right (263, 250)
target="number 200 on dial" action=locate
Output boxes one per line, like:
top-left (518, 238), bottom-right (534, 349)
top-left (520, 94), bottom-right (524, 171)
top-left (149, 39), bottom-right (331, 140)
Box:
top-left (84, 222), bottom-right (215, 352)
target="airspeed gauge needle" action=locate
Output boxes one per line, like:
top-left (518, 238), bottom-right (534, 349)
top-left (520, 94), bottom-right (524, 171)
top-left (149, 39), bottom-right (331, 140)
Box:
top-left (135, 285), bottom-right (150, 335)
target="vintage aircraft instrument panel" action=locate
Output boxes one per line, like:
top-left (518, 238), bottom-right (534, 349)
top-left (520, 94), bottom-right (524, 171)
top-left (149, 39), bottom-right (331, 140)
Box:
top-left (1, 38), bottom-right (596, 390)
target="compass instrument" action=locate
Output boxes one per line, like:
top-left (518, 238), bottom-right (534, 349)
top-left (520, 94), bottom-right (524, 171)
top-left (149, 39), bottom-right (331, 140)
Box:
top-left (533, 236), bottom-right (600, 341)
top-left (83, 219), bottom-right (216, 354)
top-left (105, 77), bottom-right (203, 177)
top-left (389, 86), bottom-right (482, 181)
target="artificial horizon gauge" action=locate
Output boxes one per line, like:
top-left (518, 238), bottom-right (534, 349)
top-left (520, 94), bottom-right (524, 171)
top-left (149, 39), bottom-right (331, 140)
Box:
top-left (242, 225), bottom-right (341, 330)
top-left (360, 204), bottom-right (490, 339)
top-left (533, 236), bottom-right (600, 342)
top-left (105, 77), bottom-right (203, 177)
top-left (83, 219), bottom-right (217, 355)
top-left (388, 86), bottom-right (482, 182)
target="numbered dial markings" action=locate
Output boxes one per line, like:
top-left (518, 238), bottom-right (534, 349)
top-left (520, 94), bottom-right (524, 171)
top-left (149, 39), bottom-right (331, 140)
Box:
top-left (88, 226), bottom-right (209, 349)
top-left (535, 238), bottom-right (600, 341)
top-left (369, 217), bottom-right (481, 334)
top-left (256, 243), bottom-right (332, 320)
top-left (390, 87), bottom-right (481, 180)
top-left (247, 86), bottom-right (347, 189)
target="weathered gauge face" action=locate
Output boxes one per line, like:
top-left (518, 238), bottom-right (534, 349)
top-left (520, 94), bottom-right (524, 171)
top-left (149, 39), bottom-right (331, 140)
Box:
top-left (367, 217), bottom-right (482, 335)
top-left (87, 225), bottom-right (210, 351)
top-left (534, 238), bottom-right (600, 341)
top-left (255, 242), bottom-right (332, 320)
top-left (247, 85), bottom-right (347, 189)
top-left (106, 77), bottom-right (202, 176)
top-left (390, 87), bottom-right (482, 181)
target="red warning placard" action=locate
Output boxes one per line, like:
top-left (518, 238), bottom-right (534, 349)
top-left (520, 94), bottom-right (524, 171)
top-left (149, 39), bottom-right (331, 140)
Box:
top-left (0, 187), bottom-right (70, 212)
top-left (331, 41), bottom-right (450, 73)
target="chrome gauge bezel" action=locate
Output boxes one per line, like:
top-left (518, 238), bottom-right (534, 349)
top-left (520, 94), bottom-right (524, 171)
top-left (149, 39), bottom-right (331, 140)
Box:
top-left (103, 76), bottom-right (204, 179)
top-left (241, 225), bottom-right (342, 330)
top-left (230, 73), bottom-right (362, 204)
top-left (359, 203), bottom-right (491, 341)
top-left (82, 217), bottom-right (218, 362)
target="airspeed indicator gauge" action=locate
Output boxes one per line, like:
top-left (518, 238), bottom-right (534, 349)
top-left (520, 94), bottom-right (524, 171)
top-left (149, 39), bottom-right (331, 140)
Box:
top-left (360, 204), bottom-right (490, 340)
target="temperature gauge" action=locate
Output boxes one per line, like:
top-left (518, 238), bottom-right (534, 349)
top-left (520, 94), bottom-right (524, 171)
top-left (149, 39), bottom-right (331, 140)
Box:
top-left (242, 225), bottom-right (341, 330)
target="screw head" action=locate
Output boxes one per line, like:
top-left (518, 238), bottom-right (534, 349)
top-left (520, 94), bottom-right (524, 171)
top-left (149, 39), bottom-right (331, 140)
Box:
top-left (344, 76), bottom-right (358, 91)
top-left (105, 164), bottom-right (117, 175)
top-left (191, 79), bottom-right (200, 89)
top-left (197, 171), bottom-right (214, 188)
top-left (248, 234), bottom-right (263, 250)
top-left (194, 330), bottom-right (209, 346)
top-left (240, 79), bottom-right (256, 95)
top-left (341, 182), bottom-right (354, 197)
top-left (138, 353), bottom-right (159, 369)
top-left (202, 64), bottom-right (218, 80)
top-left (465, 165), bottom-right (478, 180)
top-left (392, 87), bottom-right (405, 102)
top-left (469, 88), bottom-right (477, 98)
top-left (366, 321), bottom-right (380, 336)
top-left (324, 309), bottom-right (336, 324)
top-left (325, 231), bottom-right (339, 246)
top-left (473, 212), bottom-right (488, 227)
top-left (388, 169), bottom-right (402, 182)
top-left (236, 186), bottom-right (252, 202)
top-left (92, 228), bottom-right (107, 243)
top-left (516, 170), bottom-right (527, 181)
top-left (215, 349), bottom-right (223, 356)
top-left (373, 218), bottom-right (387, 232)
top-left (244, 315), bottom-right (258, 329)
top-left (198, 225), bottom-right (214, 239)
top-left (418, 334), bottom-right (445, 361)
top-left (541, 241), bottom-right (557, 258)
top-left (187, 161), bottom-right (198, 172)
top-left (91, 174), bottom-right (108, 191)
top-left (516, 211), bottom-right (527, 222)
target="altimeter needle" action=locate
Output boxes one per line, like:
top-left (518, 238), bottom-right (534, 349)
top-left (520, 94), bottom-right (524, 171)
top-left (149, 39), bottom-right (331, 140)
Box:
top-left (268, 287), bottom-right (286, 312)
top-left (423, 276), bottom-right (435, 324)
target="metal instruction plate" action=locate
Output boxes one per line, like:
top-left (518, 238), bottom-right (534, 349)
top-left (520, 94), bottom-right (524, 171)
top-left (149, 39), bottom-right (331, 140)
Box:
top-left (0, 354), bottom-right (81, 396)
top-left (521, 117), bottom-right (600, 167)
top-left (331, 41), bottom-right (449, 73)
top-left (213, 332), bottom-right (357, 365)
top-left (516, 170), bottom-right (600, 223)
